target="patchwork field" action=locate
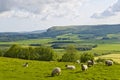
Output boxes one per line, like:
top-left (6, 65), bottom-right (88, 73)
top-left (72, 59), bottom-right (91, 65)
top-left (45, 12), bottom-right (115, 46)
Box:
top-left (84, 44), bottom-right (120, 55)
top-left (93, 44), bottom-right (120, 51)
top-left (0, 57), bottom-right (120, 80)
top-left (95, 54), bottom-right (120, 63)
top-left (0, 38), bottom-right (53, 45)
top-left (0, 34), bottom-right (120, 80)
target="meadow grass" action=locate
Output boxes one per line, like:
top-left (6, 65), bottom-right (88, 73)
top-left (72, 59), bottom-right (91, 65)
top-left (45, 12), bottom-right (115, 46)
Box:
top-left (0, 38), bottom-right (53, 45)
top-left (15, 38), bottom-right (53, 44)
top-left (95, 54), bottom-right (120, 63)
top-left (83, 44), bottom-right (120, 55)
top-left (93, 44), bottom-right (120, 51)
top-left (0, 57), bottom-right (120, 80)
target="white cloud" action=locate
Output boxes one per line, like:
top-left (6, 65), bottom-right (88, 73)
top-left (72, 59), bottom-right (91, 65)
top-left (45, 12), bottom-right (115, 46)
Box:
top-left (91, 0), bottom-right (120, 18)
top-left (0, 0), bottom-right (87, 19)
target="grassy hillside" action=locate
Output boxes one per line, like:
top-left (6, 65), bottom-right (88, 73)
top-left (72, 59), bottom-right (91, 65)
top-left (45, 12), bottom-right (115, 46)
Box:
top-left (0, 57), bottom-right (120, 80)
top-left (0, 24), bottom-right (120, 80)
top-left (0, 24), bottom-right (120, 42)
top-left (0, 24), bottom-right (120, 51)
top-left (46, 24), bottom-right (120, 37)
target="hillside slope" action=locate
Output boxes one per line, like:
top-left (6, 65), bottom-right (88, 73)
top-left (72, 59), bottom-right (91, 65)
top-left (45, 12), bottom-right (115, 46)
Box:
top-left (44, 24), bottom-right (120, 37)
top-left (0, 24), bottom-right (120, 41)
top-left (0, 57), bottom-right (120, 80)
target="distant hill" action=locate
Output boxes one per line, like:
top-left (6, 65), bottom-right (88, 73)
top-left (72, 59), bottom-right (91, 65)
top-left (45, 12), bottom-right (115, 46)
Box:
top-left (0, 30), bottom-right (46, 42)
top-left (43, 24), bottom-right (120, 37)
top-left (0, 24), bottom-right (120, 42)
top-left (30, 30), bottom-right (46, 34)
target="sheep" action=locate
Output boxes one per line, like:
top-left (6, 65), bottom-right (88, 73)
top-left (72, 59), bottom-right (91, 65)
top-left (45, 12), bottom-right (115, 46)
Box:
top-left (76, 60), bottom-right (80, 64)
top-left (87, 60), bottom-right (94, 67)
top-left (81, 64), bottom-right (88, 71)
top-left (105, 60), bottom-right (113, 66)
top-left (51, 67), bottom-right (61, 76)
top-left (23, 62), bottom-right (28, 67)
top-left (65, 65), bottom-right (76, 70)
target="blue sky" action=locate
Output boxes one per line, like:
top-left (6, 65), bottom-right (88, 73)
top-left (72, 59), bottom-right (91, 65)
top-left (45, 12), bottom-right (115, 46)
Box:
top-left (0, 0), bottom-right (120, 32)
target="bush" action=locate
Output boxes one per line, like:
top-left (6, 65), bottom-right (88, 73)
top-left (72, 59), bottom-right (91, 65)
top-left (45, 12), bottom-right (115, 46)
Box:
top-left (93, 53), bottom-right (102, 56)
top-left (17, 47), bottom-right (39, 60)
top-left (4, 44), bottom-right (58, 61)
top-left (0, 49), bottom-right (7, 57)
top-left (95, 58), bottom-right (106, 63)
top-left (61, 53), bottom-right (79, 62)
top-left (0, 49), bottom-right (3, 56)
top-left (61, 45), bottom-right (79, 62)
top-left (80, 53), bottom-right (94, 63)
top-left (4, 44), bottom-right (21, 58)
top-left (35, 46), bottom-right (58, 61)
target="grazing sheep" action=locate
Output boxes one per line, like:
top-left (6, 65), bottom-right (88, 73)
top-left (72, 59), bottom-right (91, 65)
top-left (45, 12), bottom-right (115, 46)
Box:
top-left (23, 62), bottom-right (28, 67)
top-left (76, 60), bottom-right (80, 64)
top-left (105, 60), bottom-right (113, 66)
top-left (65, 65), bottom-right (76, 70)
top-left (51, 67), bottom-right (61, 76)
top-left (81, 64), bottom-right (88, 71)
top-left (87, 60), bottom-right (94, 67)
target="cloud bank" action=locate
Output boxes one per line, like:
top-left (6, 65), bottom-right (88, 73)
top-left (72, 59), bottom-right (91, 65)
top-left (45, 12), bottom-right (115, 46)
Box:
top-left (91, 0), bottom-right (120, 18)
top-left (0, 0), bottom-right (87, 19)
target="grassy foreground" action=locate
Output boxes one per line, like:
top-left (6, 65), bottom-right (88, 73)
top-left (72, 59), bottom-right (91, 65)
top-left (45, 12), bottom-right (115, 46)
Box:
top-left (0, 57), bottom-right (120, 80)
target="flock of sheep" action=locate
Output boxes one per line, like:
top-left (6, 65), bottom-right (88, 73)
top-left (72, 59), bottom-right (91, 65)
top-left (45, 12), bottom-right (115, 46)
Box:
top-left (22, 59), bottom-right (113, 77)
top-left (51, 59), bottom-right (113, 77)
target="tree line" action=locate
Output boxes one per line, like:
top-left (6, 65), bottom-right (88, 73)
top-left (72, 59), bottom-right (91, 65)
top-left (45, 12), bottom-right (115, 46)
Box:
top-left (2, 44), bottom-right (57, 61)
top-left (0, 44), bottom-right (94, 62)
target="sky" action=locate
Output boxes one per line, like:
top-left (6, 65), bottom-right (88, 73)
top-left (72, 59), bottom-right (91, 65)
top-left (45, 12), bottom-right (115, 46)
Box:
top-left (0, 0), bottom-right (120, 32)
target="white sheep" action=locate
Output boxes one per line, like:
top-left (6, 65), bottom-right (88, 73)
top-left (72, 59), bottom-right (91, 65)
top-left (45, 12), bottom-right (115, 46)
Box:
top-left (81, 64), bottom-right (88, 71)
top-left (87, 60), bottom-right (94, 67)
top-left (23, 62), bottom-right (28, 67)
top-left (65, 65), bottom-right (76, 70)
top-left (105, 60), bottom-right (113, 66)
top-left (76, 60), bottom-right (80, 64)
top-left (51, 67), bottom-right (61, 76)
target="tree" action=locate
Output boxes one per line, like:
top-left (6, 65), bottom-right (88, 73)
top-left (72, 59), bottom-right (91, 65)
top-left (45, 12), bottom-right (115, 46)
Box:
top-left (28, 47), bottom-right (39, 60)
top-left (4, 44), bottom-right (58, 61)
top-left (80, 53), bottom-right (94, 63)
top-left (4, 44), bottom-right (21, 58)
top-left (35, 46), bottom-right (58, 61)
top-left (61, 45), bottom-right (79, 62)
top-left (17, 47), bottom-right (30, 60)
top-left (0, 49), bottom-right (3, 56)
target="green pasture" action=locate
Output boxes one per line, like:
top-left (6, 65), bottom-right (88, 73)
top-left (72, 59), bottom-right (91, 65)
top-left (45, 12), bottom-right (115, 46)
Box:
top-left (0, 37), bottom-right (120, 56)
top-left (0, 57), bottom-right (120, 80)
top-left (13, 38), bottom-right (53, 45)
top-left (0, 38), bottom-right (53, 44)
top-left (56, 33), bottom-right (80, 40)
top-left (83, 44), bottom-right (120, 56)
top-left (95, 54), bottom-right (120, 63)
top-left (93, 44), bottom-right (120, 51)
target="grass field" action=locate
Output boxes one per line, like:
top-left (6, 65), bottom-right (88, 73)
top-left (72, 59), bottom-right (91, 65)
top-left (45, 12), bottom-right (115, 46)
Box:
top-left (93, 44), bottom-right (120, 51)
top-left (0, 57), bottom-right (120, 80)
top-left (0, 38), bottom-right (120, 57)
top-left (84, 44), bottom-right (120, 55)
top-left (0, 38), bottom-right (53, 45)
top-left (95, 54), bottom-right (120, 64)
